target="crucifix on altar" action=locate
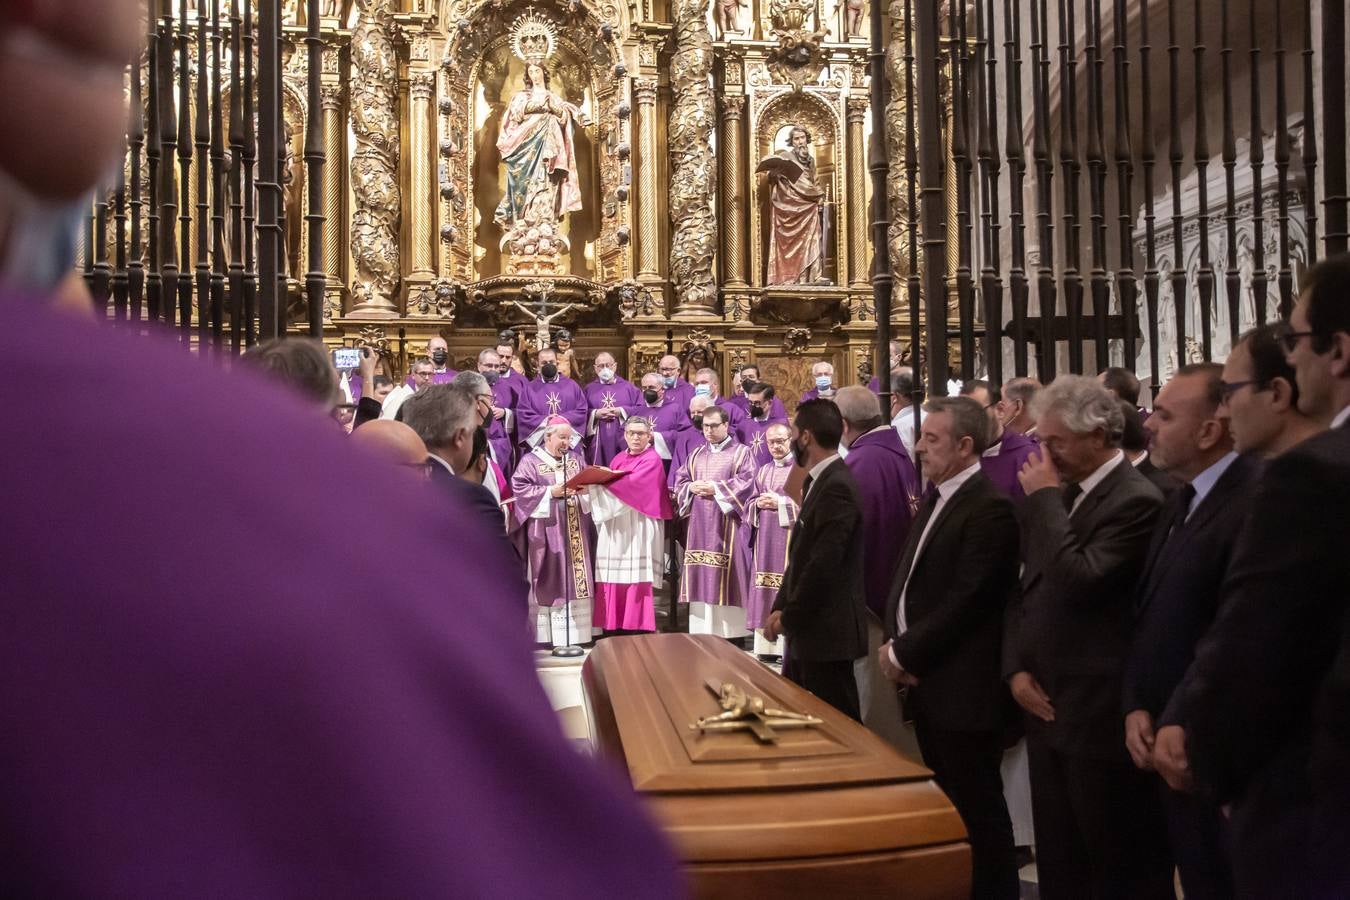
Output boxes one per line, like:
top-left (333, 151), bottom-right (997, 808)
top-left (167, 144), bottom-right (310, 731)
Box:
top-left (507, 281), bottom-right (583, 352)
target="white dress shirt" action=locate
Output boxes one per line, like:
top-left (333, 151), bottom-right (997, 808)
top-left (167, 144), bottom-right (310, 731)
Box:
top-left (1185, 451), bottom-right (1238, 521)
top-left (1069, 450), bottom-right (1125, 516)
top-left (889, 460), bottom-right (982, 667)
top-left (1332, 404), bottom-right (1350, 430)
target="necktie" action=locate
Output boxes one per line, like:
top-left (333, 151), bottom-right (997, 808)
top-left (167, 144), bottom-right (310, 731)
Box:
top-left (1061, 482), bottom-right (1083, 513)
top-left (802, 475), bottom-right (814, 497)
top-left (1170, 483), bottom-right (1197, 532)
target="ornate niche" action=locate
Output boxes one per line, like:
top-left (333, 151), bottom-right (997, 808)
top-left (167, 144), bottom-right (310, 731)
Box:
top-left (751, 91), bottom-right (842, 298)
top-left (439, 1), bottom-right (631, 295)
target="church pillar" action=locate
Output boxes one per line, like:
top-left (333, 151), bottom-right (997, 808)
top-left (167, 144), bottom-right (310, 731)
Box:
top-left (321, 80), bottom-right (346, 319)
top-left (407, 71), bottom-right (437, 282)
top-left (846, 96), bottom-right (870, 289)
top-left (721, 95), bottom-right (748, 288)
top-left (634, 77), bottom-right (661, 282)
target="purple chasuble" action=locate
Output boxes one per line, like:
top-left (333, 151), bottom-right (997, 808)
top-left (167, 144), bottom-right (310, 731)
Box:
top-left (798, 387), bottom-right (840, 404)
top-left (665, 377), bottom-right (695, 410)
top-left (727, 394), bottom-right (788, 420)
top-left (508, 448), bottom-right (596, 608)
top-left (979, 428), bottom-right (1039, 502)
top-left (644, 395), bottom-right (693, 455)
top-left (748, 459), bottom-right (798, 629)
top-left (736, 414), bottom-right (790, 467)
top-left (674, 439), bottom-right (757, 608)
top-left (868, 375), bottom-right (881, 394)
top-left (404, 368), bottom-right (458, 388)
top-left (712, 397), bottom-right (747, 430)
top-left (844, 426), bottom-right (923, 618)
top-left (1, 296), bottom-right (680, 898)
top-left (516, 375), bottom-right (588, 448)
top-left (584, 376), bottom-right (643, 465)
top-left (668, 428), bottom-right (709, 490)
top-left (487, 377), bottom-right (519, 474)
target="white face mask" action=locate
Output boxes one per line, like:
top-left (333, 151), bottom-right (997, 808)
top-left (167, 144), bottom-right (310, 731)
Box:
top-left (0, 163), bottom-right (89, 296)
top-left (598, 366), bottom-right (615, 382)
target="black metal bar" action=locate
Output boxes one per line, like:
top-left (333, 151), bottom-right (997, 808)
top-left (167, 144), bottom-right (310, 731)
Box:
top-left (211, 0), bottom-right (227, 351)
top-left (275, 6), bottom-right (289, 338)
top-left (129, 46), bottom-right (146, 324)
top-left (146, 2), bottom-right (162, 324)
top-left (1167, 0), bottom-right (1186, 368)
top-left (1302, 0), bottom-right (1319, 264)
top-left (916, 0), bottom-right (948, 393)
top-left (178, 0), bottom-right (194, 338)
top-left (306, 0), bottom-right (327, 338)
top-left (1004, 0), bottom-right (1029, 377)
top-left (257, 0), bottom-right (282, 341)
top-left (1139, 0), bottom-right (1161, 392)
top-left (1222, 0), bottom-right (1241, 348)
top-left (904, 0), bottom-right (923, 402)
top-left (952, 0), bottom-right (976, 382)
top-left (229, 0), bottom-right (244, 354)
top-left (93, 175), bottom-right (112, 316)
top-left (1057, 0), bottom-right (1083, 373)
top-left (1112, 0), bottom-right (1138, 374)
top-left (1324, 0), bottom-right (1349, 256)
top-left (112, 127), bottom-right (129, 321)
top-left (243, 0), bottom-right (258, 346)
top-left (1031, 0), bottom-right (1057, 380)
top-left (867, 0), bottom-right (891, 409)
top-left (1274, 0), bottom-right (1294, 319)
top-left (196, 2), bottom-right (212, 351)
top-left (1250, 0), bottom-right (1268, 326)
top-left (1193, 0), bottom-right (1213, 360)
top-left (976, 0), bottom-right (1003, 389)
top-left (1085, 0), bottom-right (1109, 369)
top-left (157, 6), bottom-right (178, 328)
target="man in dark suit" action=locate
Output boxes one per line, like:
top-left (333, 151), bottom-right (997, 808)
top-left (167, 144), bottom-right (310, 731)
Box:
top-left (401, 383), bottom-right (508, 536)
top-left (1153, 255), bottom-right (1350, 895)
top-left (764, 400), bottom-right (868, 720)
top-left (1004, 375), bottom-right (1172, 900)
top-left (1121, 400), bottom-right (1179, 498)
top-left (1123, 363), bottom-right (1260, 898)
top-left (879, 395), bottom-right (1021, 900)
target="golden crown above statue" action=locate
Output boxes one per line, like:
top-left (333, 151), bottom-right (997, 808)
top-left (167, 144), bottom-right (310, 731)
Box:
top-left (510, 7), bottom-right (558, 62)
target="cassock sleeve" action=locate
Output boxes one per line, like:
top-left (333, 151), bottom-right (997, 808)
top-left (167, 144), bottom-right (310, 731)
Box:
top-left (673, 448), bottom-right (697, 517)
top-left (509, 457), bottom-right (553, 531)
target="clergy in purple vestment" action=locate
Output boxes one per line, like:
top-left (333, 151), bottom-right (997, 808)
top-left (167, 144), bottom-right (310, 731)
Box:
top-left (658, 354), bottom-right (695, 408)
top-left (962, 380), bottom-right (1038, 501)
top-left (668, 395), bottom-right (713, 489)
top-left (509, 417), bottom-right (596, 647)
top-left (474, 348), bottom-right (517, 474)
top-left (691, 366), bottom-right (748, 430)
top-left (674, 406), bottom-right (758, 638)
top-left (726, 363), bottom-right (790, 420)
top-left (747, 424), bottom-right (799, 636)
top-left (516, 346), bottom-right (588, 451)
top-left (638, 371), bottom-right (694, 460)
top-left (584, 351), bottom-right (644, 465)
top-left (799, 360), bottom-right (840, 405)
top-left (403, 337), bottom-right (457, 388)
top-left (736, 381), bottom-right (791, 466)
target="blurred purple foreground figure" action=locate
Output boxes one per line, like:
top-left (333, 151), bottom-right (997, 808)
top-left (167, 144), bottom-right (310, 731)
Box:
top-left (0, 297), bottom-right (681, 898)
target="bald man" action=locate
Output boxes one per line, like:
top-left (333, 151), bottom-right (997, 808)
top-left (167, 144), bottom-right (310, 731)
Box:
top-left (658, 354), bottom-right (695, 409)
top-left (350, 419), bottom-right (429, 472)
top-left (404, 336), bottom-right (457, 388)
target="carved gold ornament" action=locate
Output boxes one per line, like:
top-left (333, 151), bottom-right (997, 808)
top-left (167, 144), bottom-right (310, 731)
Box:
top-left (691, 680), bottom-right (823, 743)
top-left (510, 7), bottom-right (559, 62)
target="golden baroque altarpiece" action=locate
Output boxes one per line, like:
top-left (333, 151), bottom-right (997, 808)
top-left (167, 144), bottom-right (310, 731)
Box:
top-left (169, 0), bottom-right (936, 402)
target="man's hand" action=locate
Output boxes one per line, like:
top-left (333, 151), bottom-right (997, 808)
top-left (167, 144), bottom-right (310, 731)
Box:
top-left (756, 492), bottom-right (780, 510)
top-left (1018, 448), bottom-right (1062, 496)
top-left (493, 406), bottom-right (506, 420)
top-left (691, 480), bottom-right (716, 498)
top-left (1009, 671), bottom-right (1055, 722)
top-left (549, 483), bottom-right (571, 498)
top-left (763, 610), bottom-right (784, 643)
top-left (1124, 709), bottom-right (1157, 770)
top-left (878, 642), bottom-right (919, 686)
top-left (1153, 725), bottom-right (1194, 792)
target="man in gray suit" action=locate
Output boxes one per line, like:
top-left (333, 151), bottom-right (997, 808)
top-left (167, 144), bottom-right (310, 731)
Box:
top-left (1002, 375), bottom-right (1173, 900)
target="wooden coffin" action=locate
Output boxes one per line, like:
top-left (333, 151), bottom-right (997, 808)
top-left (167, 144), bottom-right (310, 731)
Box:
top-left (582, 634), bottom-right (971, 899)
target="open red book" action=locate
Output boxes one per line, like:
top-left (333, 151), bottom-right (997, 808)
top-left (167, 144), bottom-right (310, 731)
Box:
top-left (565, 466), bottom-right (629, 490)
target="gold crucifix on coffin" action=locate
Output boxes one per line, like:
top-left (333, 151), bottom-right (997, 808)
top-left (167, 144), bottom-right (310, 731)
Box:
top-left (690, 679), bottom-right (823, 744)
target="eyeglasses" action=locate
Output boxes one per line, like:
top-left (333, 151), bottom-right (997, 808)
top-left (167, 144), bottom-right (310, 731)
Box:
top-left (1219, 379), bottom-right (1268, 400)
top-left (1278, 330), bottom-right (1315, 353)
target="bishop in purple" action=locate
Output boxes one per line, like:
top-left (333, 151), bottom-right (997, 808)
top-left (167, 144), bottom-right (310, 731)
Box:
top-left (584, 351), bottom-right (644, 465)
top-left (516, 346), bottom-right (588, 451)
top-left (673, 406), bottom-right (758, 637)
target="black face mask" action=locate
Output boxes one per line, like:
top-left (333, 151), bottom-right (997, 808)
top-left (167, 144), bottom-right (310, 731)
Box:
top-left (643, 388), bottom-right (660, 404)
top-left (431, 350), bottom-right (447, 365)
top-left (792, 436), bottom-right (809, 468)
top-left (690, 414), bottom-right (704, 430)
top-left (540, 363), bottom-right (558, 379)
top-left (749, 403), bottom-right (764, 419)
top-left (483, 370), bottom-right (500, 386)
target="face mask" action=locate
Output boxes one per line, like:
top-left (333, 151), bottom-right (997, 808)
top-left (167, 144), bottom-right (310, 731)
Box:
top-left (0, 165), bottom-right (87, 296)
top-left (643, 388), bottom-right (659, 404)
top-left (749, 403), bottom-right (764, 418)
top-left (815, 376), bottom-right (832, 391)
top-left (483, 370), bottom-right (500, 386)
top-left (693, 384), bottom-right (711, 397)
top-left (431, 350), bottom-right (448, 365)
top-left (663, 375), bottom-right (676, 388)
top-left (792, 436), bottom-right (809, 468)
top-left (541, 363), bottom-right (558, 380)
top-left (690, 414), bottom-right (704, 430)
top-left (598, 367), bottom-right (615, 382)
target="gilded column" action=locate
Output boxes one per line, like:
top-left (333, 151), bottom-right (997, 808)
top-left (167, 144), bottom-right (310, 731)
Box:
top-left (721, 95), bottom-right (748, 288)
top-left (408, 71), bottom-right (436, 280)
top-left (348, 0), bottom-right (400, 316)
top-left (321, 80), bottom-right (345, 318)
top-left (669, 0), bottom-right (718, 317)
top-left (846, 96), bottom-right (869, 288)
top-left (634, 77), bottom-right (661, 281)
